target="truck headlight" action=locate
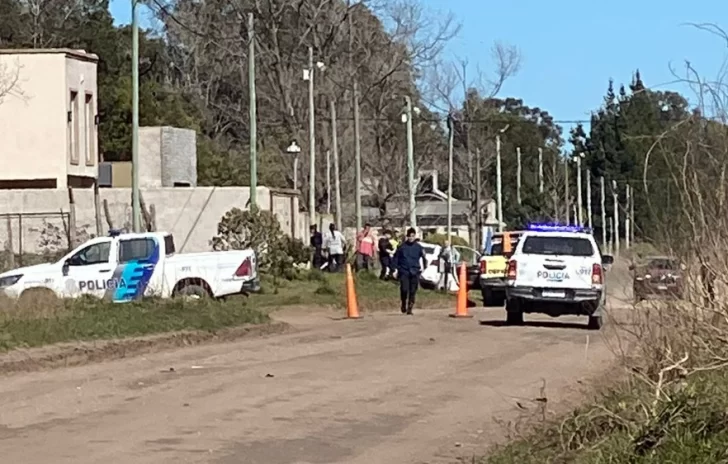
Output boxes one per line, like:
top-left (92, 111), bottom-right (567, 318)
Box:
top-left (0, 274), bottom-right (22, 288)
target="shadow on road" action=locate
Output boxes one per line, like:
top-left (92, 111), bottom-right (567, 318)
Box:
top-left (479, 319), bottom-right (589, 330)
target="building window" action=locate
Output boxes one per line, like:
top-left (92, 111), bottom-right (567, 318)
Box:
top-left (85, 93), bottom-right (95, 166)
top-left (69, 90), bottom-right (79, 165)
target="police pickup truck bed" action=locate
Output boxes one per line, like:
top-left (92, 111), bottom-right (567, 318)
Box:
top-left (504, 225), bottom-right (613, 330)
top-left (0, 231), bottom-right (260, 302)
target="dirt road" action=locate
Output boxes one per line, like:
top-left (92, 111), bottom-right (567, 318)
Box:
top-left (0, 288), bottom-right (628, 463)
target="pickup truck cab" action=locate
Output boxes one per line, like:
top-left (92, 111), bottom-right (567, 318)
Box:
top-left (0, 230), bottom-right (260, 302)
top-left (479, 231), bottom-right (524, 306)
top-left (504, 224), bottom-right (613, 330)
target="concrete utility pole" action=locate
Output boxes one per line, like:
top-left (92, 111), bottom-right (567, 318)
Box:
top-left (475, 147), bottom-right (482, 250)
top-left (586, 169), bottom-right (592, 229)
top-left (576, 155), bottom-right (583, 226)
top-left (447, 114), bottom-right (454, 239)
top-left (330, 100), bottom-right (343, 232)
top-left (600, 176), bottom-right (606, 250)
top-left (516, 146), bottom-right (522, 205)
top-left (306, 46), bottom-right (316, 227)
top-left (496, 134), bottom-right (503, 231)
top-left (404, 96), bottom-right (416, 228)
top-left (325, 150), bottom-right (331, 214)
top-left (248, 13), bottom-right (257, 209)
top-left (538, 147), bottom-right (544, 193)
top-left (630, 186), bottom-right (635, 243)
top-left (625, 184), bottom-right (630, 249)
top-left (612, 179), bottom-right (619, 255)
top-left (564, 159), bottom-right (569, 224)
top-left (353, 81), bottom-right (362, 230)
top-left (131, 0), bottom-right (141, 232)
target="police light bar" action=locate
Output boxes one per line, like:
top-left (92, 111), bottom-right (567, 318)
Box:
top-left (527, 223), bottom-right (592, 234)
top-left (108, 229), bottom-right (122, 237)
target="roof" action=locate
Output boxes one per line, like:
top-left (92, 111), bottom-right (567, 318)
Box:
top-left (0, 48), bottom-right (99, 63)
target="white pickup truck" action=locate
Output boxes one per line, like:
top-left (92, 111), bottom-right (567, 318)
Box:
top-left (504, 224), bottom-right (613, 330)
top-left (0, 230), bottom-right (260, 302)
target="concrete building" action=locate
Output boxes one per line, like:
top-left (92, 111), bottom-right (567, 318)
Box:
top-left (0, 49), bottom-right (99, 189)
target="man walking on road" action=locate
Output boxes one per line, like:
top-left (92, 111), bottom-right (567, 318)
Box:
top-left (393, 227), bottom-right (426, 315)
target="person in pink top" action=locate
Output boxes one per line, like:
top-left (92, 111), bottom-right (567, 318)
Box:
top-left (356, 223), bottom-right (375, 271)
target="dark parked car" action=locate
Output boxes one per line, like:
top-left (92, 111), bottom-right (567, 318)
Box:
top-left (630, 256), bottom-right (684, 302)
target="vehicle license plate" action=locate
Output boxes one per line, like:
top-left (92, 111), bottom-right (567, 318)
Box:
top-left (543, 290), bottom-right (565, 298)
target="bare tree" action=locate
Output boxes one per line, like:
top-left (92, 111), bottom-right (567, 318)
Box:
top-left (0, 59), bottom-right (23, 106)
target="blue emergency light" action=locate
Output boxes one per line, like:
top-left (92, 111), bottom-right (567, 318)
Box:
top-left (527, 223), bottom-right (592, 234)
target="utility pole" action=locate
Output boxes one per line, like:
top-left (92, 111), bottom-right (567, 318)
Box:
top-left (576, 155), bottom-right (583, 226)
top-left (447, 114), bottom-right (454, 239)
top-left (600, 177), bottom-right (606, 250)
top-left (538, 147), bottom-right (544, 193)
top-left (564, 159), bottom-right (569, 224)
top-left (630, 187), bottom-right (635, 243)
top-left (325, 150), bottom-right (331, 214)
top-left (496, 134), bottom-right (503, 232)
top-left (353, 81), bottom-right (362, 230)
top-left (330, 100), bottom-right (342, 232)
top-left (612, 179), bottom-right (619, 255)
top-left (516, 146), bottom-right (522, 205)
top-left (404, 96), bottom-right (416, 228)
top-left (586, 169), bottom-right (592, 229)
top-left (248, 13), bottom-right (257, 209)
top-left (307, 46), bottom-right (316, 228)
top-left (131, 0), bottom-right (141, 232)
top-left (475, 147), bottom-right (482, 249)
top-left (625, 184), bottom-right (630, 249)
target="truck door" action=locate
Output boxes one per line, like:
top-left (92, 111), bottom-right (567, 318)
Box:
top-left (112, 236), bottom-right (162, 302)
top-left (63, 238), bottom-right (116, 298)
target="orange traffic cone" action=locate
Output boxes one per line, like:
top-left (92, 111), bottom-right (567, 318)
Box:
top-left (345, 263), bottom-right (361, 319)
top-left (450, 263), bottom-right (473, 318)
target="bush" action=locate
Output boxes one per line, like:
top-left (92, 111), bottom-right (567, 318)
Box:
top-left (211, 207), bottom-right (312, 278)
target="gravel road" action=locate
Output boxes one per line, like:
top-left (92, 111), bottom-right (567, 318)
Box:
top-left (0, 280), bottom-right (629, 464)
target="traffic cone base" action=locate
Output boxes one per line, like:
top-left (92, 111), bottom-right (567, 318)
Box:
top-left (345, 263), bottom-right (361, 319)
top-left (450, 263), bottom-right (473, 318)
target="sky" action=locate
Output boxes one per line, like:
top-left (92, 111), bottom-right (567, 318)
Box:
top-left (109, 0), bottom-right (728, 137)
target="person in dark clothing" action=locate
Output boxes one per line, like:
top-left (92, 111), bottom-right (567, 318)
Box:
top-left (310, 225), bottom-right (324, 269)
top-left (392, 227), bottom-right (426, 315)
top-left (378, 229), bottom-right (394, 280)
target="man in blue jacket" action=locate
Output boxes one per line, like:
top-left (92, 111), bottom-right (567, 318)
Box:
top-left (393, 227), bottom-right (426, 315)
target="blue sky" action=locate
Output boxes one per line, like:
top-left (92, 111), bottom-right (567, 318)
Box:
top-left (110, 0), bottom-right (728, 136)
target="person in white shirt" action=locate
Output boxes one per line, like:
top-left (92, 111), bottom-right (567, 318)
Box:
top-left (323, 223), bottom-right (346, 272)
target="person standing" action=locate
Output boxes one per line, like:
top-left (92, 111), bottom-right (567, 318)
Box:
top-left (393, 228), bottom-right (426, 315)
top-left (310, 225), bottom-right (324, 269)
top-left (378, 229), bottom-right (394, 280)
top-left (323, 223), bottom-right (345, 272)
top-left (356, 223), bottom-right (375, 271)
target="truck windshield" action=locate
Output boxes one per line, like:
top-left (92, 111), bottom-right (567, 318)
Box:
top-left (522, 236), bottom-right (594, 257)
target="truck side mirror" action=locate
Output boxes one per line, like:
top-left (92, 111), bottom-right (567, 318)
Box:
top-left (602, 255), bottom-right (614, 265)
top-left (62, 260), bottom-right (70, 277)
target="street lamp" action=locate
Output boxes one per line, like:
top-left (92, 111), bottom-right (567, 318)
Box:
top-left (495, 124), bottom-right (509, 232)
top-left (401, 97), bottom-right (421, 228)
top-left (303, 46), bottom-right (326, 227)
top-left (572, 152), bottom-right (585, 226)
top-left (286, 141), bottom-right (302, 190)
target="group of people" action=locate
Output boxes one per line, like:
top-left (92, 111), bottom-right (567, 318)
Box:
top-left (310, 224), bottom-right (427, 314)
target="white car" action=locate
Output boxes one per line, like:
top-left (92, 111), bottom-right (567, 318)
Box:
top-left (0, 230), bottom-right (260, 302)
top-left (418, 242), bottom-right (442, 288)
top-left (504, 224), bottom-right (614, 330)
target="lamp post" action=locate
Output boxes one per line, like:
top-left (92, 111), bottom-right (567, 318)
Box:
top-left (286, 141), bottom-right (302, 190)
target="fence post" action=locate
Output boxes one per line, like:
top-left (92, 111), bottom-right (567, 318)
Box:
top-left (5, 216), bottom-right (14, 269)
top-left (67, 187), bottom-right (77, 248)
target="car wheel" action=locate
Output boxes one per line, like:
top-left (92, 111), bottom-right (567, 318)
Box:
top-left (587, 314), bottom-right (603, 330)
top-left (505, 299), bottom-right (524, 325)
top-left (481, 288), bottom-right (492, 306)
top-left (176, 284), bottom-right (210, 300)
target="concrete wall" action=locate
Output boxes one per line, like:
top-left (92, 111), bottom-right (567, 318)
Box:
top-left (0, 187), bottom-right (306, 255)
top-left (0, 49), bottom-right (98, 187)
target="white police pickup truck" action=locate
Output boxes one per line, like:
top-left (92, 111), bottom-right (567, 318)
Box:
top-left (0, 230), bottom-right (260, 302)
top-left (504, 224), bottom-right (613, 330)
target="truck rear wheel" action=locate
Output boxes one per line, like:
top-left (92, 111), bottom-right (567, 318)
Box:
top-left (482, 288), bottom-right (506, 307)
top-left (176, 284), bottom-right (210, 300)
top-left (505, 299), bottom-right (524, 325)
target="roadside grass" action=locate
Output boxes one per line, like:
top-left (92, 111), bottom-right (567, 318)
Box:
top-left (484, 368), bottom-right (728, 464)
top-left (250, 269), bottom-right (457, 311)
top-left (0, 269), bottom-right (458, 352)
top-left (0, 294), bottom-right (269, 352)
